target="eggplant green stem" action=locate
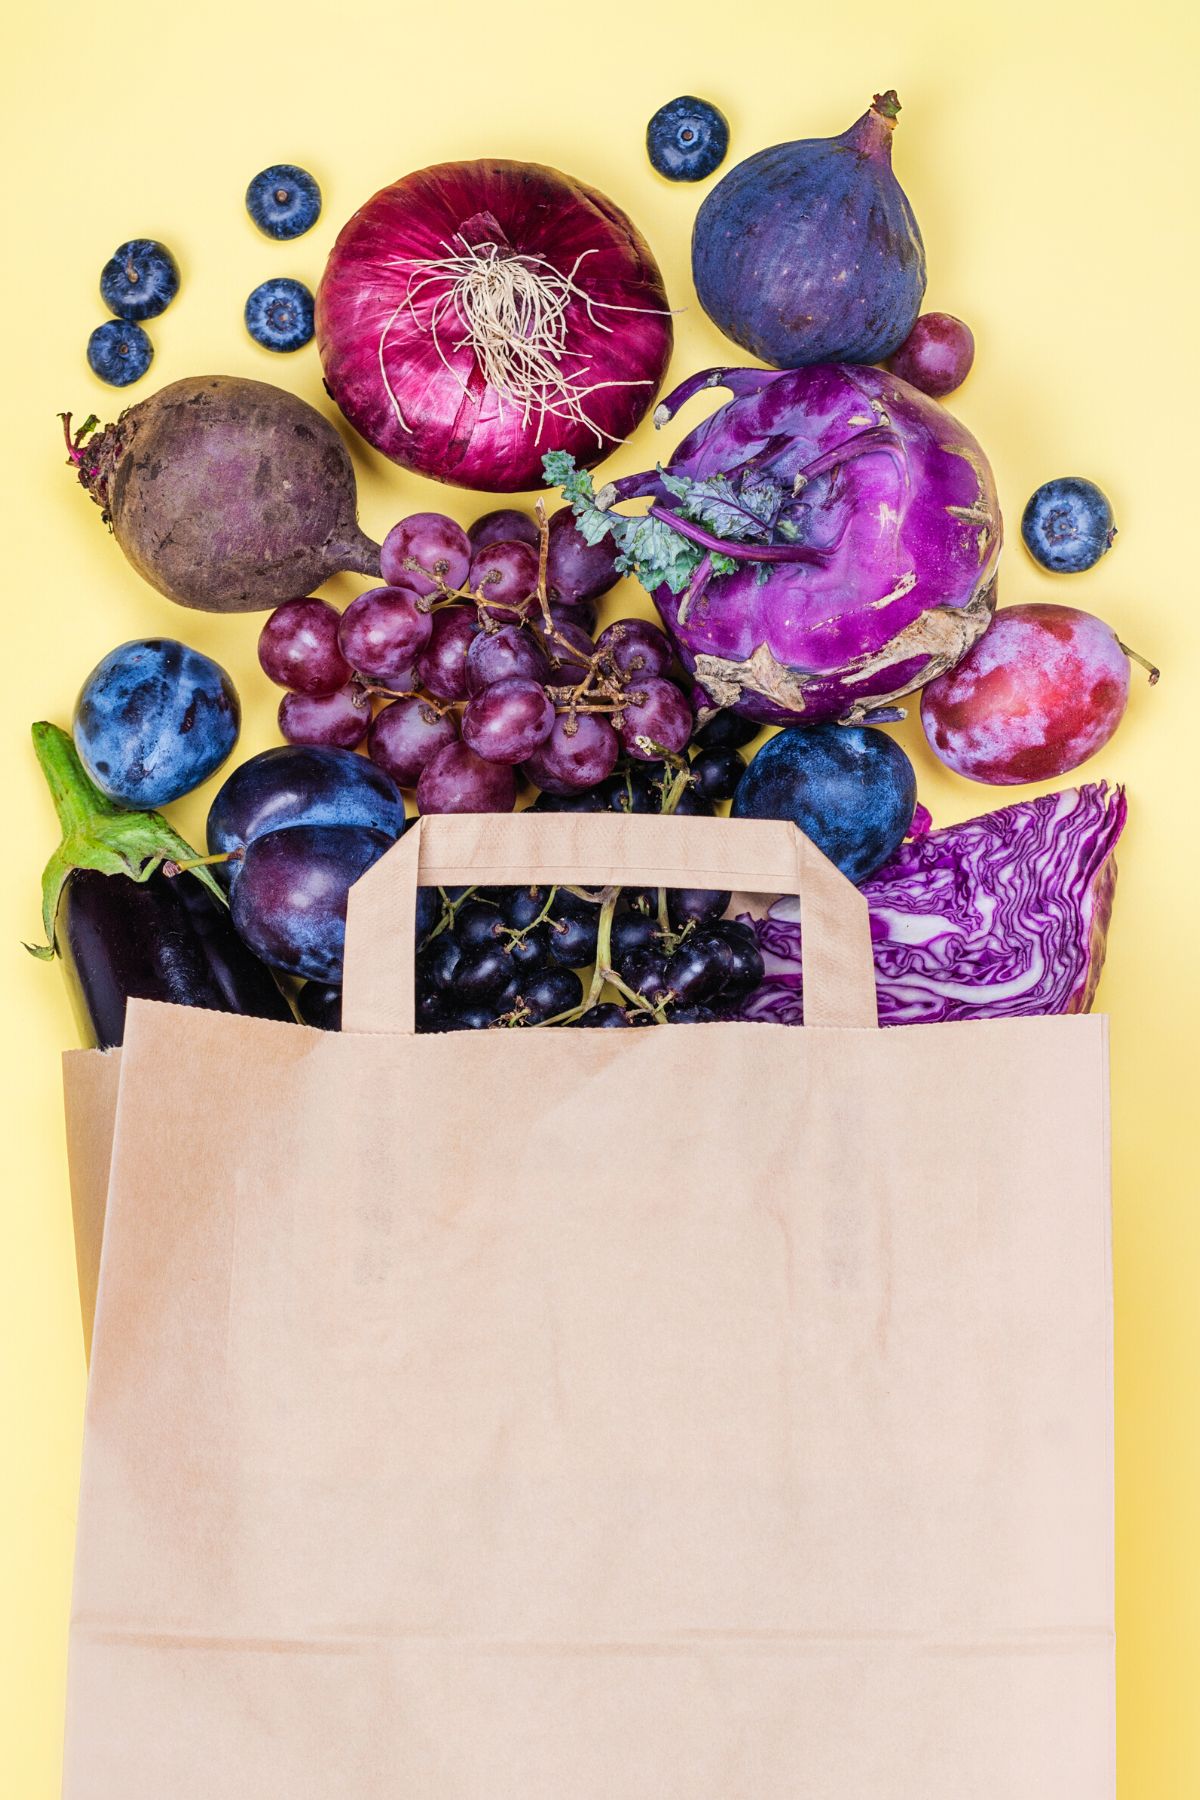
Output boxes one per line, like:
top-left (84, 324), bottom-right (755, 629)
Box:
top-left (29, 722), bottom-right (226, 958)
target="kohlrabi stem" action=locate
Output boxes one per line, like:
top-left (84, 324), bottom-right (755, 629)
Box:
top-left (1119, 642), bottom-right (1161, 685)
top-left (652, 366), bottom-right (776, 428)
top-left (645, 504), bottom-right (828, 564)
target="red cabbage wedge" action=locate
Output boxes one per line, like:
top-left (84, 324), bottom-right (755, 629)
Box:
top-left (739, 784), bottom-right (1126, 1025)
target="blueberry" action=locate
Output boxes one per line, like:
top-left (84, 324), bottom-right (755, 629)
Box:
top-left (73, 638), bottom-right (240, 808)
top-left (1021, 477), bottom-right (1117, 573)
top-left (86, 319), bottom-right (152, 387)
top-left (646, 96), bottom-right (730, 182)
top-left (244, 278), bottom-right (314, 351)
top-left (732, 724), bottom-right (916, 885)
top-left (246, 164), bottom-right (322, 239)
top-left (99, 238), bottom-right (180, 321)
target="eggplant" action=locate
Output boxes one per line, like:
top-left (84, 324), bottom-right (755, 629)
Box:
top-left (31, 722), bottom-right (294, 1048)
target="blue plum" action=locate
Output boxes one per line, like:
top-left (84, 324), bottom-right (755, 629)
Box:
top-left (231, 824), bottom-right (392, 981)
top-left (206, 745), bottom-right (406, 882)
top-left (73, 639), bottom-right (239, 807)
top-left (732, 724), bottom-right (916, 883)
top-left (1021, 477), bottom-right (1116, 574)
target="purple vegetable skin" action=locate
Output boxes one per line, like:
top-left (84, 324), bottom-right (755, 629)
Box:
top-left (617, 362), bottom-right (1000, 725)
top-left (739, 784), bottom-right (1125, 1025)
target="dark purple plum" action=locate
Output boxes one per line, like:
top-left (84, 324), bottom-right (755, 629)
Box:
top-left (207, 745), bottom-right (406, 879)
top-left (258, 597), bottom-right (353, 695)
top-left (367, 696), bottom-right (459, 788)
top-left (732, 723), bottom-right (916, 883)
top-left (231, 824), bottom-right (394, 981)
top-left (278, 685), bottom-right (370, 749)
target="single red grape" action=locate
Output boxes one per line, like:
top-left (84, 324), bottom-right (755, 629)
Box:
top-left (617, 676), bottom-right (693, 760)
top-left (546, 505), bottom-right (619, 604)
top-left (886, 313), bottom-right (975, 398)
top-left (550, 597), bottom-right (597, 636)
top-left (416, 741), bottom-right (517, 814)
top-left (367, 696), bottom-right (460, 788)
top-left (258, 597), bottom-right (352, 696)
top-left (465, 625), bottom-right (550, 695)
top-left (467, 509), bottom-right (538, 551)
top-left (523, 712), bottom-right (619, 793)
top-left (595, 618), bottom-right (674, 679)
top-left (462, 676), bottom-right (555, 765)
top-left (415, 606), bottom-right (477, 701)
top-left (337, 586), bottom-right (432, 683)
top-left (541, 619), bottom-right (594, 685)
top-left (278, 685), bottom-right (370, 750)
top-left (380, 512), bottom-right (471, 597)
top-left (467, 539), bottom-right (540, 622)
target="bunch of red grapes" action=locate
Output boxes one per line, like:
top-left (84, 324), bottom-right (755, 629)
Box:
top-left (257, 503), bottom-right (748, 816)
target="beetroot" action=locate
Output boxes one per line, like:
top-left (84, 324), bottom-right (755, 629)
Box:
top-left (64, 375), bottom-right (381, 613)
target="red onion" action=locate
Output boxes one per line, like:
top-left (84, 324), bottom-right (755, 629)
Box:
top-left (316, 160), bottom-right (674, 492)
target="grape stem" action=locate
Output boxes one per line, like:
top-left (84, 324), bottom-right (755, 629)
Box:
top-left (501, 884), bottom-right (559, 944)
top-left (425, 884), bottom-right (479, 943)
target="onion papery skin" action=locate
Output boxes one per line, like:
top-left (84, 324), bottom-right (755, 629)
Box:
top-left (316, 160), bottom-right (674, 492)
top-left (739, 784), bottom-right (1126, 1026)
top-left (646, 362), bottom-right (1001, 725)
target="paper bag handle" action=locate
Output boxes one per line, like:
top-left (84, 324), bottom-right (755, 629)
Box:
top-left (342, 812), bottom-right (877, 1033)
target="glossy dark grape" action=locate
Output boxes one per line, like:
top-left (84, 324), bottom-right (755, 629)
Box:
top-left (505, 924), bottom-right (552, 974)
top-left (231, 824), bottom-right (393, 981)
top-left (454, 899), bottom-right (504, 951)
top-left (617, 677), bottom-right (693, 761)
top-left (415, 606), bottom-right (478, 701)
top-left (622, 950), bottom-right (672, 1006)
top-left (595, 618), bottom-right (674, 679)
top-left (545, 504), bottom-right (619, 604)
top-left (692, 708), bottom-right (760, 751)
top-left (547, 910), bottom-right (599, 967)
top-left (689, 747), bottom-right (745, 803)
top-left (530, 786), bottom-right (608, 813)
top-left (520, 966), bottom-right (584, 1022)
top-left (711, 919), bottom-right (765, 995)
top-left (465, 625), bottom-right (550, 695)
top-left (667, 888), bottom-right (731, 929)
top-left (665, 1002), bottom-right (717, 1023)
top-left (337, 587), bottom-right (432, 683)
top-left (380, 513), bottom-right (471, 597)
top-left (500, 885), bottom-right (550, 929)
top-left (467, 509), bottom-right (538, 551)
top-left (367, 696), bottom-right (459, 789)
top-left (524, 713), bottom-right (619, 794)
top-left (574, 1003), bottom-right (634, 1027)
top-left (420, 933), bottom-right (463, 993)
top-left (259, 597), bottom-right (352, 696)
top-left (462, 677), bottom-right (555, 765)
top-left (549, 598), bottom-right (598, 636)
top-left (610, 911), bottom-right (662, 968)
top-left (451, 944), bottom-right (512, 1003)
top-left (278, 685), bottom-right (370, 749)
top-left (602, 765), bottom-right (657, 813)
top-left (415, 741), bottom-right (517, 814)
top-left (297, 981), bottom-right (342, 1030)
top-left (467, 539), bottom-right (540, 621)
top-left (664, 933), bottom-right (733, 1004)
top-left (454, 1005), bottom-right (502, 1030)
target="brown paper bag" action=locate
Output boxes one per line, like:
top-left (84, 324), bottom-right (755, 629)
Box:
top-left (61, 813), bottom-right (1114, 1798)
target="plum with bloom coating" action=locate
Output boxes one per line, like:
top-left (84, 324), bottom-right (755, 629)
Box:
top-left (733, 723), bottom-right (915, 883)
top-left (74, 638), bottom-right (239, 807)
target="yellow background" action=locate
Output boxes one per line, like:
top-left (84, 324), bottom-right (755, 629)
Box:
top-left (3, 1), bottom-right (1197, 1790)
